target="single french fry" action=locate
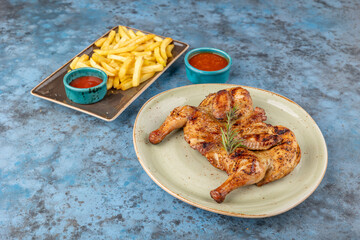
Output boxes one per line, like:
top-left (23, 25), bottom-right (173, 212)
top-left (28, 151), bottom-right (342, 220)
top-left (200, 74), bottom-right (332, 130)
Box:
top-left (112, 37), bottom-right (128, 49)
top-left (119, 56), bottom-right (134, 81)
top-left (115, 32), bottom-right (120, 43)
top-left (101, 30), bottom-right (116, 50)
top-left (154, 36), bottom-right (163, 42)
top-left (107, 76), bottom-right (114, 90)
top-left (143, 55), bottom-right (156, 61)
top-left (154, 47), bottom-right (166, 66)
top-left (95, 37), bottom-right (106, 47)
top-left (132, 56), bottom-right (144, 87)
top-left (90, 58), bottom-right (115, 76)
top-left (100, 62), bottom-right (117, 74)
top-left (93, 45), bottom-right (137, 55)
top-left (75, 61), bottom-right (90, 69)
top-left (79, 54), bottom-right (89, 62)
top-left (70, 57), bottom-right (80, 69)
top-left (113, 76), bottom-right (120, 89)
top-left (108, 30), bottom-right (116, 42)
top-left (136, 31), bottom-right (145, 36)
top-left (107, 55), bottom-right (127, 62)
top-left (143, 60), bottom-right (157, 66)
top-left (108, 55), bottom-right (127, 62)
top-left (140, 63), bottom-right (164, 73)
top-left (128, 34), bottom-right (155, 47)
top-left (101, 41), bottom-right (110, 50)
top-left (166, 44), bottom-right (174, 58)
top-left (119, 26), bottom-right (130, 40)
top-left (120, 80), bottom-right (133, 91)
top-left (121, 26), bottom-right (131, 34)
top-left (128, 63), bottom-right (164, 74)
top-left (134, 40), bottom-right (154, 51)
top-left (117, 35), bottom-right (142, 48)
top-left (145, 41), bottom-right (161, 51)
top-left (140, 72), bottom-right (155, 83)
top-left (91, 53), bottom-right (111, 64)
top-left (160, 37), bottom-right (172, 60)
top-left (128, 29), bottom-right (137, 38)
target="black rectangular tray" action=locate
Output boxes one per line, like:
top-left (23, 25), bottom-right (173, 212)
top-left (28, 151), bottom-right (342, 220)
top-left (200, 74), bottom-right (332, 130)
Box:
top-left (31, 26), bottom-right (189, 121)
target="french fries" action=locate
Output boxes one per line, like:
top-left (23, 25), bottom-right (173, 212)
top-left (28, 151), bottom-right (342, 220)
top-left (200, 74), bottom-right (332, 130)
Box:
top-left (119, 56), bottom-right (134, 82)
top-left (69, 25), bottom-right (174, 91)
top-left (154, 47), bottom-right (166, 66)
top-left (160, 37), bottom-right (173, 61)
top-left (132, 56), bottom-right (144, 87)
top-left (166, 44), bottom-right (174, 58)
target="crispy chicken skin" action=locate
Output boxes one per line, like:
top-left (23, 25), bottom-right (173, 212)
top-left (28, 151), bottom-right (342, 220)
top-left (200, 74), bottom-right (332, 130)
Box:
top-left (149, 87), bottom-right (301, 203)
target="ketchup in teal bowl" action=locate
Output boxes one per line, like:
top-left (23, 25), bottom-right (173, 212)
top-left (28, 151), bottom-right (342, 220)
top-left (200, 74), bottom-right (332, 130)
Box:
top-left (184, 47), bottom-right (232, 84)
top-left (188, 52), bottom-right (228, 71)
top-left (63, 67), bottom-right (108, 104)
top-left (69, 76), bottom-right (103, 88)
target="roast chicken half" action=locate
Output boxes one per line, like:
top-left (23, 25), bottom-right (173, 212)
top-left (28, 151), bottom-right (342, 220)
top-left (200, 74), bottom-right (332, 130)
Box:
top-left (149, 87), bottom-right (301, 203)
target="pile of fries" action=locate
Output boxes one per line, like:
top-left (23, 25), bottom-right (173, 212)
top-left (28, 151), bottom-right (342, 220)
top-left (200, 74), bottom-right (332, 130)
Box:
top-left (69, 26), bottom-right (174, 91)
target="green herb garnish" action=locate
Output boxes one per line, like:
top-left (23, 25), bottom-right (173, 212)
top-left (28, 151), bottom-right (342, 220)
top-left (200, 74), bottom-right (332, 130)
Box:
top-left (221, 107), bottom-right (245, 154)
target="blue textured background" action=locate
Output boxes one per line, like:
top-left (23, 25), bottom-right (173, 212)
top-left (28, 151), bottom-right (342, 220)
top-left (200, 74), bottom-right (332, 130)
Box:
top-left (1, 0), bottom-right (359, 239)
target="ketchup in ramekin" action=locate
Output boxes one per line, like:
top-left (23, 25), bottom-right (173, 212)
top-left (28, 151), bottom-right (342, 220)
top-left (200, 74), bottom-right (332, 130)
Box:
top-left (69, 76), bottom-right (103, 88)
top-left (63, 67), bottom-right (108, 104)
top-left (188, 53), bottom-right (228, 71)
top-left (184, 48), bottom-right (232, 84)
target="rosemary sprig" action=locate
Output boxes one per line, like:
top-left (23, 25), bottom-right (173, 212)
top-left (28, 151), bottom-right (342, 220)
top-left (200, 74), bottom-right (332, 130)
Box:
top-left (221, 107), bottom-right (245, 154)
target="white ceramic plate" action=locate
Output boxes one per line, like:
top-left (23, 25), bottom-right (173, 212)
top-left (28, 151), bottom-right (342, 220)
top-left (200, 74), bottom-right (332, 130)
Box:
top-left (133, 84), bottom-right (327, 218)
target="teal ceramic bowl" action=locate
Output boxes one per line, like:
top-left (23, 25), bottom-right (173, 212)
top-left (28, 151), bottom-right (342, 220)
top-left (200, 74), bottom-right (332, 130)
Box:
top-left (184, 47), bottom-right (232, 84)
top-left (63, 67), bottom-right (108, 104)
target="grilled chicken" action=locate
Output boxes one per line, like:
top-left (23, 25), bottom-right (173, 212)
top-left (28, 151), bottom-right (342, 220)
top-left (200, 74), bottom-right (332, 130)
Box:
top-left (149, 87), bottom-right (301, 203)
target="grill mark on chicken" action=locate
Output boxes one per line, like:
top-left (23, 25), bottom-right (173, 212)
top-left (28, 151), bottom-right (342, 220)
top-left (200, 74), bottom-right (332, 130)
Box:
top-left (241, 133), bottom-right (282, 150)
top-left (149, 87), bottom-right (301, 203)
top-left (231, 149), bottom-right (246, 158)
top-left (188, 115), bottom-right (198, 121)
top-left (274, 126), bottom-right (290, 135)
top-left (242, 159), bottom-right (256, 175)
top-left (201, 142), bottom-right (211, 149)
top-left (212, 90), bottom-right (233, 120)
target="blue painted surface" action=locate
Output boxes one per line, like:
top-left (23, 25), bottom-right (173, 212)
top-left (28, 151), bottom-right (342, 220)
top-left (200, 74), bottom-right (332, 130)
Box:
top-left (0, 0), bottom-right (359, 239)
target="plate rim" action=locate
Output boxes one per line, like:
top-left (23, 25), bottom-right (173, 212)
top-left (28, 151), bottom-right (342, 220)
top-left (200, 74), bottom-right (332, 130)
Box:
top-left (30, 25), bottom-right (189, 121)
top-left (133, 83), bottom-right (328, 218)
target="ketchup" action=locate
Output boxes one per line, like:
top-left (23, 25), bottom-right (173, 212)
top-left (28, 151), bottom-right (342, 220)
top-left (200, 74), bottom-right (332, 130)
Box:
top-left (189, 53), bottom-right (228, 71)
top-left (69, 76), bottom-right (103, 88)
